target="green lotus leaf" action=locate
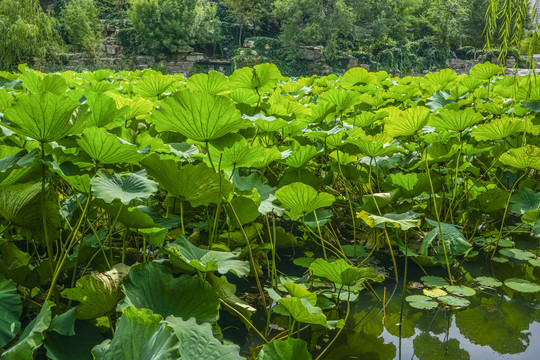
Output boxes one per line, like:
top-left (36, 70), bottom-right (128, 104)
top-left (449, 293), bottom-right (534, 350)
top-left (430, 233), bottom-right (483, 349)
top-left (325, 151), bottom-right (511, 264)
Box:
top-left (258, 338), bottom-right (312, 360)
top-left (509, 188), bottom-right (540, 214)
top-left (309, 258), bottom-right (384, 286)
top-left (277, 297), bottom-right (328, 327)
top-left (471, 116), bottom-right (522, 140)
top-left (150, 90), bottom-right (249, 141)
top-left (476, 276), bottom-right (502, 287)
top-left (164, 236), bottom-right (250, 276)
top-left (421, 69), bottom-right (458, 90)
top-left (347, 133), bottom-right (399, 157)
top-left (229, 63), bottom-right (284, 94)
top-left (529, 258), bottom-right (540, 266)
top-left (142, 154), bottom-right (232, 207)
top-left (84, 92), bottom-right (130, 128)
top-left (120, 262), bottom-right (219, 322)
top-left (275, 182), bottom-right (335, 221)
top-left (500, 248), bottom-right (534, 261)
top-left (106, 93), bottom-right (154, 120)
top-left (423, 287), bottom-right (447, 298)
top-left (232, 172), bottom-right (283, 215)
top-left (405, 295), bottom-right (438, 310)
top-left (91, 170), bottom-right (158, 205)
top-left (207, 274), bottom-right (256, 320)
top-left (228, 196), bottom-right (260, 226)
top-left (0, 275), bottom-right (22, 348)
top-left (0, 182), bottom-right (61, 238)
top-left (283, 283), bottom-right (317, 305)
top-left (169, 143), bottom-right (200, 162)
top-left (4, 92), bottom-right (82, 142)
top-left (317, 88), bottom-right (361, 113)
top-left (386, 172), bottom-right (432, 198)
top-left (92, 307), bottom-right (179, 360)
top-left (77, 127), bottom-right (144, 164)
top-left (96, 201), bottom-right (157, 228)
top-left (132, 73), bottom-right (173, 98)
top-left (499, 145), bottom-right (540, 170)
top-left (420, 221), bottom-right (471, 257)
top-left (0, 89), bottom-right (14, 112)
top-left (520, 100), bottom-right (540, 112)
top-left (248, 114), bottom-right (288, 132)
top-left (420, 276), bottom-right (449, 287)
top-left (45, 321), bottom-right (104, 360)
top-left (356, 210), bottom-right (421, 231)
top-left (61, 264), bottom-right (128, 320)
top-left (2, 301), bottom-right (52, 360)
top-left (206, 134), bottom-right (266, 171)
top-left (469, 62), bottom-right (503, 80)
top-left (504, 278), bottom-right (540, 293)
top-left (20, 71), bottom-right (68, 95)
top-left (0, 147), bottom-right (37, 186)
top-left (229, 88), bottom-right (260, 104)
top-left (187, 71), bottom-right (229, 95)
top-left (429, 107), bottom-right (482, 132)
top-left (167, 317), bottom-right (243, 360)
top-left (347, 111), bottom-right (386, 128)
top-left (446, 286), bottom-right (476, 297)
top-left (283, 144), bottom-right (319, 168)
top-left (384, 106), bottom-right (431, 137)
top-left (425, 90), bottom-right (455, 112)
top-left (413, 333), bottom-right (469, 360)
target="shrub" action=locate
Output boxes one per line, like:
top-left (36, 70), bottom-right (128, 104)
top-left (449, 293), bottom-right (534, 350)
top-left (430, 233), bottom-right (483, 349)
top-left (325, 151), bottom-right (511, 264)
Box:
top-left (59, 0), bottom-right (102, 58)
top-left (0, 0), bottom-right (64, 69)
top-left (127, 0), bottom-right (221, 55)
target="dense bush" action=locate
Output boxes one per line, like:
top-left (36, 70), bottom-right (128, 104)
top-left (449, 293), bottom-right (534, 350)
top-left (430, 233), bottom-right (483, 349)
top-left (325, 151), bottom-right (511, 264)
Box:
top-left (127, 0), bottom-right (221, 55)
top-left (58, 0), bottom-right (102, 58)
top-left (0, 0), bottom-right (64, 69)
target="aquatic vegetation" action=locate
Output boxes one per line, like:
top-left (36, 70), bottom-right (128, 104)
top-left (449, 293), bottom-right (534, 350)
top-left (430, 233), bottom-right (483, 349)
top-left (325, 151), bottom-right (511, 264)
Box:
top-left (0, 62), bottom-right (539, 359)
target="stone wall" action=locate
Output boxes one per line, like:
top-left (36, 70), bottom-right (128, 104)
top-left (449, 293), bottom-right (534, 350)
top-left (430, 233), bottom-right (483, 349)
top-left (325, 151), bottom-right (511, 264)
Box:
top-left (62, 20), bottom-right (232, 75)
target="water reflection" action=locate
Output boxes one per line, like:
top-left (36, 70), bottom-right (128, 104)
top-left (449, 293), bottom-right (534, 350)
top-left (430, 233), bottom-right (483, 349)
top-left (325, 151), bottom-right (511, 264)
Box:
top-left (325, 262), bottom-right (540, 359)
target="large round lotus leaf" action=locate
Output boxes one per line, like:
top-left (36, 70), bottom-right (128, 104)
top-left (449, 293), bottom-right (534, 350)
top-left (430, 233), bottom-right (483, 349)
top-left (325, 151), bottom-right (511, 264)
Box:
top-left (92, 307), bottom-right (179, 360)
top-left (150, 90), bottom-right (250, 141)
top-left (469, 62), bottom-right (503, 80)
top-left (132, 73), bottom-right (173, 98)
top-left (186, 70), bottom-right (229, 95)
top-left (438, 295), bottom-right (470, 307)
top-left (384, 106), bottom-right (431, 137)
top-left (446, 286), bottom-right (476, 297)
top-left (275, 182), bottom-right (335, 221)
top-left (499, 145), bottom-right (540, 171)
top-left (405, 295), bottom-right (438, 310)
top-left (499, 248), bottom-right (535, 261)
top-left (166, 317), bottom-right (243, 360)
top-left (258, 338), bottom-right (312, 360)
top-left (476, 276), bottom-right (502, 288)
top-left (77, 127), bottom-right (145, 164)
top-left (504, 278), bottom-right (540, 293)
top-left (90, 170), bottom-right (158, 205)
top-left (4, 92), bottom-right (82, 142)
top-left (429, 107), bottom-right (482, 132)
top-left (509, 188), bottom-right (540, 214)
top-left (0, 275), bottom-right (22, 347)
top-left (120, 262), bottom-right (220, 323)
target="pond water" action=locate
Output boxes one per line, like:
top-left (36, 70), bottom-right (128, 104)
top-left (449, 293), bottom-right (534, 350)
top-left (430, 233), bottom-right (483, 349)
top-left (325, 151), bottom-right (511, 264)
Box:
top-left (326, 258), bottom-right (540, 360)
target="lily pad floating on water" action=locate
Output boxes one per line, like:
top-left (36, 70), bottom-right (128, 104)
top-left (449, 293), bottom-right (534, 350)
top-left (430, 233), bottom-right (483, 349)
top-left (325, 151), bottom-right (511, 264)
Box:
top-left (406, 295), bottom-right (438, 310)
top-left (504, 278), bottom-right (540, 293)
top-left (438, 295), bottom-right (470, 307)
top-left (529, 259), bottom-right (540, 267)
top-left (476, 276), bottom-right (502, 288)
top-left (446, 286), bottom-right (476, 297)
top-left (499, 248), bottom-right (535, 261)
top-left (421, 276), bottom-right (449, 287)
top-left (423, 288), bottom-right (447, 298)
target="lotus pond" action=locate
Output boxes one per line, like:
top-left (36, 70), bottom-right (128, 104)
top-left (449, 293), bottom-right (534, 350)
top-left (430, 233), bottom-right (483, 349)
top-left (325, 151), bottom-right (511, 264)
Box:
top-left (0, 63), bottom-right (539, 359)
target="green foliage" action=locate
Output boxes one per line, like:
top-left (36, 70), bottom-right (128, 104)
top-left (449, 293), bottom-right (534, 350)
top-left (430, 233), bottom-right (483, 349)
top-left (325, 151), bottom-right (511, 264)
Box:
top-left (127, 0), bottom-right (221, 55)
top-left (0, 0), bottom-right (64, 69)
top-left (58, 0), bottom-right (102, 58)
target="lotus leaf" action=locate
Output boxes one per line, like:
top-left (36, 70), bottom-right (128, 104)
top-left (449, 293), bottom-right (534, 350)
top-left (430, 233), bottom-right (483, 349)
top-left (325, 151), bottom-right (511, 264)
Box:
top-left (405, 295), bottom-right (438, 310)
top-left (504, 278), bottom-right (540, 293)
top-left (77, 127), bottom-right (144, 164)
top-left (258, 338), bottom-right (312, 360)
top-left (0, 276), bottom-right (22, 347)
top-left (120, 262), bottom-right (220, 322)
top-left (275, 182), bottom-right (335, 221)
top-left (476, 276), bottom-right (502, 287)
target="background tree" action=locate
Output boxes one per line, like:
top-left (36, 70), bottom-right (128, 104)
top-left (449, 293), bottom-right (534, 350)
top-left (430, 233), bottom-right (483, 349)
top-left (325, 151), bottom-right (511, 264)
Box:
top-left (58, 0), bottom-right (102, 58)
top-left (0, 0), bottom-right (64, 69)
top-left (128, 0), bottom-right (220, 55)
top-left (273, 0), bottom-right (355, 61)
top-left (222, 0), bottom-right (268, 47)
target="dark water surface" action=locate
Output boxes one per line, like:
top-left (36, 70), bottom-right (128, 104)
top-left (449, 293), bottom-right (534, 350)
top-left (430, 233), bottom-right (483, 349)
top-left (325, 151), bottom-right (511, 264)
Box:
top-left (326, 258), bottom-right (540, 360)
